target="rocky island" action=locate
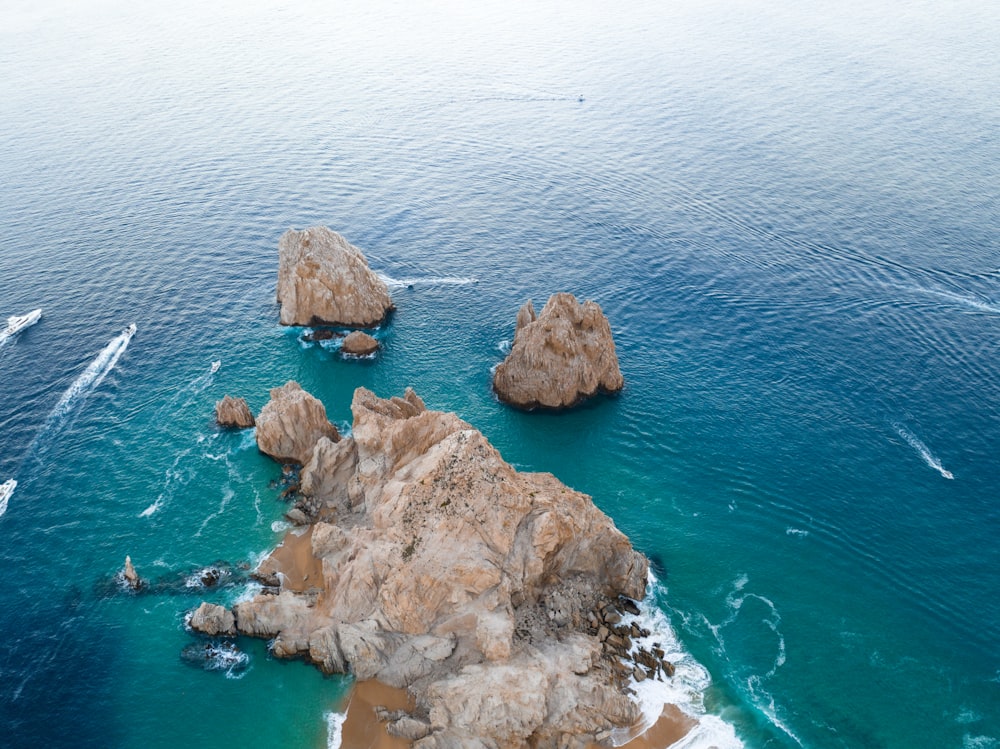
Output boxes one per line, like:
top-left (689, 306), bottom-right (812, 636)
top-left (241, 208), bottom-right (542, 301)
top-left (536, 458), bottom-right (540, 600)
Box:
top-left (190, 384), bottom-right (680, 747)
top-left (277, 226), bottom-right (394, 327)
top-left (493, 293), bottom-right (624, 410)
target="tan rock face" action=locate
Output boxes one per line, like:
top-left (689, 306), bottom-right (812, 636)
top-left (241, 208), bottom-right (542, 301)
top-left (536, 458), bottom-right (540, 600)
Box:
top-left (214, 395), bottom-right (255, 428)
top-left (493, 293), bottom-right (624, 410)
top-left (341, 330), bottom-right (380, 356)
top-left (227, 386), bottom-right (647, 746)
top-left (277, 227), bottom-right (393, 327)
top-left (189, 602), bottom-right (236, 636)
top-left (255, 381), bottom-right (339, 465)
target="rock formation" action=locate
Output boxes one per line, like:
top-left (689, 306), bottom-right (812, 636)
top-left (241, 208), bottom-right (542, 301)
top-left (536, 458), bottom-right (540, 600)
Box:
top-left (277, 226), bottom-right (394, 327)
top-left (255, 381), bottom-right (339, 465)
top-left (493, 293), bottom-right (624, 410)
top-left (188, 602), bottom-right (236, 636)
top-left (122, 555), bottom-right (142, 591)
top-left (193, 387), bottom-right (650, 747)
top-left (341, 330), bottom-right (380, 357)
top-left (214, 395), bottom-right (255, 428)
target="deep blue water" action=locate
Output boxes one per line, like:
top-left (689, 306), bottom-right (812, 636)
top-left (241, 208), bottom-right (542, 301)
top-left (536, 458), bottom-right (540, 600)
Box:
top-left (1, 1), bottom-right (999, 747)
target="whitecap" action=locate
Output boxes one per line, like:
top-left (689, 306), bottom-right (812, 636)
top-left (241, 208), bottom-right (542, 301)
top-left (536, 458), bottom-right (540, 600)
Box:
top-left (785, 527), bottom-right (809, 537)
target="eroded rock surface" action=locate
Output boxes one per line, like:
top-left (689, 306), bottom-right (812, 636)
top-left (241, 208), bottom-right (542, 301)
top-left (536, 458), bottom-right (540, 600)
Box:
top-left (189, 602), bottom-right (236, 636)
top-left (341, 330), bottom-right (380, 357)
top-left (277, 226), bottom-right (393, 327)
top-left (255, 381), bottom-right (339, 465)
top-left (493, 293), bottom-right (624, 410)
top-left (215, 395), bottom-right (255, 429)
top-left (203, 386), bottom-right (648, 747)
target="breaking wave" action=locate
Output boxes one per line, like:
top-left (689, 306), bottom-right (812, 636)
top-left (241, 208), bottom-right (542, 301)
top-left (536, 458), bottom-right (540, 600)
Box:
top-left (325, 710), bottom-right (346, 749)
top-left (609, 572), bottom-right (744, 748)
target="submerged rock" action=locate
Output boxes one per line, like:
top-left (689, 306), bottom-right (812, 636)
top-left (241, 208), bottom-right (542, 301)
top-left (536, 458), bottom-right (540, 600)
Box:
top-left (277, 226), bottom-right (394, 327)
top-left (214, 395), bottom-right (255, 429)
top-left (222, 386), bottom-right (648, 746)
top-left (341, 330), bottom-right (379, 357)
top-left (255, 381), bottom-right (339, 465)
top-left (493, 293), bottom-right (624, 410)
top-left (180, 639), bottom-right (249, 675)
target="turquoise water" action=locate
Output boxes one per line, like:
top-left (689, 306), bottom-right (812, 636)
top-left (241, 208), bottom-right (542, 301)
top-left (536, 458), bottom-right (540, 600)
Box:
top-left (2, 0), bottom-right (999, 746)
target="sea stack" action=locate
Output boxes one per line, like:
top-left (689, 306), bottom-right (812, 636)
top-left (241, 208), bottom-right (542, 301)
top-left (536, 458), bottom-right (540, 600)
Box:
top-left (193, 386), bottom-right (649, 747)
top-left (276, 226), bottom-right (394, 327)
top-left (255, 381), bottom-right (339, 465)
top-left (493, 293), bottom-right (624, 409)
top-left (214, 395), bottom-right (255, 429)
top-left (122, 555), bottom-right (142, 591)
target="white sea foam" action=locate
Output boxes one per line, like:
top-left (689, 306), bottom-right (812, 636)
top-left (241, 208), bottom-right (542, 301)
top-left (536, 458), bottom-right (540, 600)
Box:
top-left (378, 273), bottom-right (478, 288)
top-left (325, 710), bottom-right (347, 749)
top-left (497, 339), bottom-right (511, 354)
top-left (894, 423), bottom-right (954, 479)
top-left (785, 527), bottom-right (809, 537)
top-left (963, 734), bottom-right (999, 749)
top-left (907, 286), bottom-right (1000, 314)
top-left (29, 325), bottom-right (135, 455)
top-left (607, 572), bottom-right (744, 748)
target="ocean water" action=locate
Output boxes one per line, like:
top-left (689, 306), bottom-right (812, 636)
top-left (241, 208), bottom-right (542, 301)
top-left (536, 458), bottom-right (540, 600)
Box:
top-left (2, 0), bottom-right (999, 747)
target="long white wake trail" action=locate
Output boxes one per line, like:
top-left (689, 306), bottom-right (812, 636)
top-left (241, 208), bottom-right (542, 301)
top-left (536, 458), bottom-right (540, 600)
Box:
top-left (894, 423), bottom-right (954, 479)
top-left (378, 273), bottom-right (478, 288)
top-left (30, 325), bottom-right (136, 452)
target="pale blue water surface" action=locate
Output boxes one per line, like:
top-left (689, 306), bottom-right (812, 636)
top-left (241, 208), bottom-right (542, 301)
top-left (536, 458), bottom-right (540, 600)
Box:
top-left (1, 1), bottom-right (999, 747)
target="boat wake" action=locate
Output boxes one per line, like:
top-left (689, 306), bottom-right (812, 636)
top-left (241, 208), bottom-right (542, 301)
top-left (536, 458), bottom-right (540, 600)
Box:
top-left (894, 423), bottom-right (954, 479)
top-left (0, 478), bottom-right (15, 519)
top-left (905, 286), bottom-right (1000, 314)
top-left (29, 324), bottom-right (136, 454)
top-left (378, 273), bottom-right (478, 288)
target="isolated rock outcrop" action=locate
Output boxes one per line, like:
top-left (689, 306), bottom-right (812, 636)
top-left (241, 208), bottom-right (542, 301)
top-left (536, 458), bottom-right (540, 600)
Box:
top-left (204, 386), bottom-right (648, 747)
top-left (189, 602), bottom-right (236, 636)
top-left (277, 226), bottom-right (394, 327)
top-left (214, 395), bottom-right (255, 428)
top-left (341, 330), bottom-right (380, 357)
top-left (122, 555), bottom-right (142, 591)
top-left (493, 293), bottom-right (624, 410)
top-left (255, 381), bottom-right (339, 465)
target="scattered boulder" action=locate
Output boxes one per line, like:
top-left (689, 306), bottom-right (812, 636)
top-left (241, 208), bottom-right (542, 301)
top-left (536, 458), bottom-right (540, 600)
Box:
top-left (277, 226), bottom-right (394, 327)
top-left (341, 330), bottom-right (380, 357)
top-left (189, 602), bottom-right (237, 636)
top-left (493, 293), bottom-right (624, 410)
top-left (214, 395), bottom-right (255, 428)
top-left (255, 381), bottom-right (339, 465)
top-left (223, 386), bottom-right (648, 746)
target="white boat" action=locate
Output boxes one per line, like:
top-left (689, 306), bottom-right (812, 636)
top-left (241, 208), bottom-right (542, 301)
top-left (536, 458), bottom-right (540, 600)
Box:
top-left (210, 360), bottom-right (221, 374)
top-left (125, 323), bottom-right (137, 337)
top-left (0, 478), bottom-right (16, 516)
top-left (4, 308), bottom-right (41, 336)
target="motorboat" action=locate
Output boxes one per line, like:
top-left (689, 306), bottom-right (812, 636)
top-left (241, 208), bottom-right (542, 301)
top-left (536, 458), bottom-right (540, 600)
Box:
top-left (211, 360), bottom-right (221, 374)
top-left (125, 323), bottom-right (137, 337)
top-left (4, 308), bottom-right (41, 336)
top-left (0, 478), bottom-right (16, 515)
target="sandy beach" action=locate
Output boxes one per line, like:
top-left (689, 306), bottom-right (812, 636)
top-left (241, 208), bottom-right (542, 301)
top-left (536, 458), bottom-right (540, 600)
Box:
top-left (333, 679), bottom-right (695, 749)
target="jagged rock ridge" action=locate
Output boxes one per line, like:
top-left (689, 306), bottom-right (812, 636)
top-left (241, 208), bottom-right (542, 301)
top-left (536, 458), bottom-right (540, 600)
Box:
top-left (194, 386), bottom-right (649, 748)
top-left (493, 293), bottom-right (624, 410)
top-left (276, 226), bottom-right (394, 327)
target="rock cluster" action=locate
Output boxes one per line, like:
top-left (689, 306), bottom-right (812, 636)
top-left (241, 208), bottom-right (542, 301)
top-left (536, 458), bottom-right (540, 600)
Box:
top-left (214, 395), bottom-right (255, 428)
top-left (341, 330), bottom-right (380, 357)
top-left (277, 226), bottom-right (394, 327)
top-left (585, 599), bottom-right (674, 687)
top-left (255, 381), bottom-right (339, 465)
top-left (191, 386), bottom-right (650, 747)
top-left (493, 293), bottom-right (624, 410)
